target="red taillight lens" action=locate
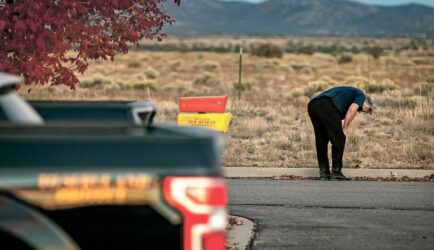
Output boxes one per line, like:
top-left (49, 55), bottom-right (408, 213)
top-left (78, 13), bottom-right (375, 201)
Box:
top-left (186, 186), bottom-right (227, 206)
top-left (164, 177), bottom-right (228, 250)
top-left (202, 232), bottom-right (226, 250)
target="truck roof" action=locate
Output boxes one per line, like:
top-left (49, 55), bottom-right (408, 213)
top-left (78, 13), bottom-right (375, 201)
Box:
top-left (0, 72), bottom-right (22, 89)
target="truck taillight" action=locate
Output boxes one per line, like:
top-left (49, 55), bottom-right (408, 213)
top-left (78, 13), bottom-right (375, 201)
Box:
top-left (164, 177), bottom-right (228, 250)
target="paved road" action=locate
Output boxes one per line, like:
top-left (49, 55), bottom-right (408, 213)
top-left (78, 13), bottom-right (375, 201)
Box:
top-left (227, 180), bottom-right (434, 250)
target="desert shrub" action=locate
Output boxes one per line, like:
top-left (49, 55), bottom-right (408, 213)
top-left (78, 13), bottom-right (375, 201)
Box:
top-left (285, 43), bottom-right (357, 55)
top-left (296, 46), bottom-right (314, 56)
top-left (170, 61), bottom-right (182, 71)
top-left (153, 100), bottom-right (179, 122)
top-left (127, 82), bottom-right (156, 91)
top-left (144, 68), bottom-right (160, 79)
top-left (293, 96), bottom-right (310, 106)
top-left (203, 61), bottom-right (220, 71)
top-left (288, 87), bottom-right (304, 99)
top-left (338, 54), bottom-right (353, 64)
top-left (292, 64), bottom-right (315, 73)
top-left (251, 43), bottom-right (283, 58)
top-left (366, 46), bottom-right (383, 60)
top-left (400, 97), bottom-right (419, 109)
top-left (383, 89), bottom-right (402, 98)
top-left (398, 58), bottom-right (416, 66)
top-left (303, 79), bottom-right (334, 98)
top-left (288, 131), bottom-right (302, 143)
top-left (193, 73), bottom-right (220, 87)
top-left (274, 135), bottom-right (292, 150)
top-left (101, 83), bottom-right (124, 91)
top-left (347, 134), bottom-right (361, 150)
top-left (127, 61), bottom-right (142, 68)
top-left (161, 83), bottom-right (192, 94)
top-left (233, 80), bottom-right (253, 91)
top-left (365, 130), bottom-right (376, 137)
top-left (232, 117), bottom-right (269, 139)
top-left (365, 80), bottom-right (397, 93)
top-left (344, 76), bottom-right (370, 89)
top-left (413, 58), bottom-right (429, 65)
top-left (261, 59), bottom-right (281, 68)
top-left (404, 140), bottom-right (434, 161)
top-left (413, 82), bottom-right (434, 96)
top-left (382, 56), bottom-right (399, 66)
top-left (374, 96), bottom-right (418, 108)
top-left (79, 74), bottom-right (110, 88)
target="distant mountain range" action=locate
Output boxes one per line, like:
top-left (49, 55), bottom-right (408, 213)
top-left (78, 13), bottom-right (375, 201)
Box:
top-left (163, 0), bottom-right (434, 37)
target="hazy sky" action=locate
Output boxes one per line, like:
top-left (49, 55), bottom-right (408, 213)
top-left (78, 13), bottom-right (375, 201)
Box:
top-left (222, 0), bottom-right (434, 7)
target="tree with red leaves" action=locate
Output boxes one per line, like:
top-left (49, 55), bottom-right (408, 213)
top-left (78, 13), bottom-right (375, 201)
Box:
top-left (0, 0), bottom-right (180, 88)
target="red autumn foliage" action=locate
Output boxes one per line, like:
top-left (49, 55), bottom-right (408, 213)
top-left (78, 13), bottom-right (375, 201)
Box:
top-left (0, 0), bottom-right (180, 88)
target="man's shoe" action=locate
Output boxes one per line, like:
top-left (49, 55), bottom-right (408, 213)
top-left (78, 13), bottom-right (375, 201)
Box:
top-left (314, 175), bottom-right (330, 181)
top-left (331, 173), bottom-right (352, 181)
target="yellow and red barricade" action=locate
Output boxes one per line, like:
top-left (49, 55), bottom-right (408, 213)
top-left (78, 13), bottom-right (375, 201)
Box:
top-left (177, 96), bottom-right (232, 133)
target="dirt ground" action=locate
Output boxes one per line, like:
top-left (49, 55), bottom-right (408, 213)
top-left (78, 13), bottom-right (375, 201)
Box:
top-left (20, 37), bottom-right (434, 169)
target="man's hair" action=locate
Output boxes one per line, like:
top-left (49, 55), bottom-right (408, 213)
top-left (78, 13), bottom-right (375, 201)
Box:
top-left (365, 95), bottom-right (375, 114)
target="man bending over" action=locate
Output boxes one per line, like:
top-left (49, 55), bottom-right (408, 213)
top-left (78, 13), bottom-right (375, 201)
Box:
top-left (307, 86), bottom-right (374, 180)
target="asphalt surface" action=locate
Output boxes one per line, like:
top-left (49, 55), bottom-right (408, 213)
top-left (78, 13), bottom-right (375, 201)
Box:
top-left (227, 179), bottom-right (434, 250)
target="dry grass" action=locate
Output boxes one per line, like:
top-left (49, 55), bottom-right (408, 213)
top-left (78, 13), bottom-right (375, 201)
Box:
top-left (20, 37), bottom-right (434, 169)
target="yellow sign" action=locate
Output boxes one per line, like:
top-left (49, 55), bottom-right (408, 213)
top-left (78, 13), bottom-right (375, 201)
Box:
top-left (13, 173), bottom-right (158, 209)
top-left (38, 173), bottom-right (153, 189)
top-left (177, 113), bottom-right (232, 133)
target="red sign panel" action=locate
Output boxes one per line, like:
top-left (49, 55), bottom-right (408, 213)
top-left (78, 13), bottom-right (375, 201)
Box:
top-left (179, 96), bottom-right (227, 113)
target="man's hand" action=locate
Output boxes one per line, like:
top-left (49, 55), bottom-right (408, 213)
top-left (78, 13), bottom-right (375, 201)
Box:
top-left (342, 103), bottom-right (359, 139)
top-left (343, 128), bottom-right (348, 138)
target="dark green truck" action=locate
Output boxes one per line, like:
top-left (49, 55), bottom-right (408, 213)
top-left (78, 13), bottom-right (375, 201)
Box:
top-left (0, 73), bottom-right (228, 250)
top-left (0, 100), bottom-right (156, 125)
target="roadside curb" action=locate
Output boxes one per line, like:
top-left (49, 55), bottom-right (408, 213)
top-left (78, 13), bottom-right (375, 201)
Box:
top-left (227, 215), bottom-right (255, 250)
top-left (223, 167), bottom-right (434, 178)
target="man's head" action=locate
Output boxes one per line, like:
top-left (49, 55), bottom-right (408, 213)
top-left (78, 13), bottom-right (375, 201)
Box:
top-left (362, 95), bottom-right (375, 114)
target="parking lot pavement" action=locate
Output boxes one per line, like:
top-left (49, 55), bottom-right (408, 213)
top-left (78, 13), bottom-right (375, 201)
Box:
top-left (227, 179), bottom-right (434, 250)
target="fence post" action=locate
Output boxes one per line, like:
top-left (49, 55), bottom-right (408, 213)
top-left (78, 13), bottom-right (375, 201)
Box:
top-left (238, 47), bottom-right (243, 101)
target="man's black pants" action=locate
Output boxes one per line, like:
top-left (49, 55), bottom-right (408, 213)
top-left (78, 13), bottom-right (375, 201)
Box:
top-left (307, 98), bottom-right (346, 177)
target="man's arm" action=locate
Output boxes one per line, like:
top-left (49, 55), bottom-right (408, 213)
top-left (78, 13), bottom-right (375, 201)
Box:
top-left (342, 103), bottom-right (359, 137)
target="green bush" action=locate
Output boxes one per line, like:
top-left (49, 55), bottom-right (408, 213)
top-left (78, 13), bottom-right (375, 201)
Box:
top-left (233, 80), bottom-right (252, 91)
top-left (144, 68), bottom-right (160, 79)
top-left (193, 73), bottom-right (220, 87)
top-left (344, 76), bottom-right (370, 89)
top-left (366, 46), bottom-right (383, 60)
top-left (374, 96), bottom-right (418, 108)
top-left (79, 74), bottom-right (110, 88)
top-left (203, 61), bottom-right (220, 71)
top-left (292, 64), bottom-right (315, 73)
top-left (303, 79), bottom-right (334, 98)
top-left (296, 46), bottom-right (314, 56)
top-left (251, 43), bottom-right (283, 58)
top-left (127, 82), bottom-right (156, 91)
top-left (348, 134), bottom-right (360, 147)
top-left (290, 87), bottom-right (304, 98)
top-left (338, 54), bottom-right (353, 64)
top-left (414, 82), bottom-right (434, 96)
top-left (365, 80), bottom-right (396, 93)
top-left (127, 61), bottom-right (142, 68)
